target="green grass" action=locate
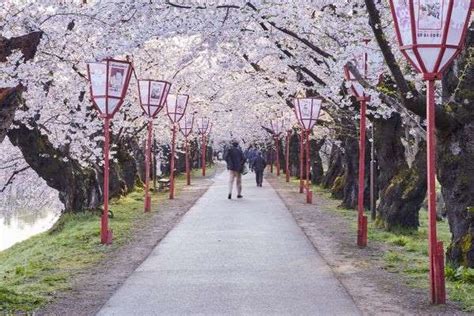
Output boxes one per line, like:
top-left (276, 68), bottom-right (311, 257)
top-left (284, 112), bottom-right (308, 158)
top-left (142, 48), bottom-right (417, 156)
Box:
top-left (304, 180), bottom-right (474, 311)
top-left (0, 168), bottom-right (209, 313)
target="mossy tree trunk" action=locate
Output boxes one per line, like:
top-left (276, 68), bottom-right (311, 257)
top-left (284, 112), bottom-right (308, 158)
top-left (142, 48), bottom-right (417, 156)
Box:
top-left (440, 26), bottom-right (474, 267)
top-left (374, 114), bottom-right (426, 230)
top-left (322, 143), bottom-right (344, 192)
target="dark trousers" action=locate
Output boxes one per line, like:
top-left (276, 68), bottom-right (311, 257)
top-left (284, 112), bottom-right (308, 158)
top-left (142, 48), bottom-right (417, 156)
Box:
top-left (255, 170), bottom-right (264, 186)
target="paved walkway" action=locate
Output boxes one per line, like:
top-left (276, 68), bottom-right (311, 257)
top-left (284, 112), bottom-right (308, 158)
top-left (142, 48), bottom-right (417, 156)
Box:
top-left (98, 170), bottom-right (360, 315)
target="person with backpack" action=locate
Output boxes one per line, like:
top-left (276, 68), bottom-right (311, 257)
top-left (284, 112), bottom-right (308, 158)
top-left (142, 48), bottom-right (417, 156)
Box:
top-left (252, 151), bottom-right (267, 187)
top-left (224, 140), bottom-right (246, 199)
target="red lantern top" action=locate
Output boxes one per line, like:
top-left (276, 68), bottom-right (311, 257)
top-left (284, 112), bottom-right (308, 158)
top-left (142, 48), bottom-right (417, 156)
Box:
top-left (137, 79), bottom-right (171, 118)
top-left (389, 0), bottom-right (472, 79)
top-left (270, 118), bottom-right (285, 136)
top-left (87, 58), bottom-right (133, 118)
top-left (166, 94), bottom-right (189, 123)
top-left (293, 98), bottom-right (323, 131)
top-left (179, 114), bottom-right (194, 138)
top-left (197, 117), bottom-right (211, 135)
top-left (344, 40), bottom-right (371, 101)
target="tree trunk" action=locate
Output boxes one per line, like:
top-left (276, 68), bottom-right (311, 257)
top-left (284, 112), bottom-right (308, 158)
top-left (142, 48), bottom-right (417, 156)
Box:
top-left (7, 123), bottom-right (102, 212)
top-left (322, 143), bottom-right (344, 191)
top-left (289, 131), bottom-right (301, 178)
top-left (340, 136), bottom-right (358, 209)
top-left (440, 26), bottom-right (474, 267)
top-left (374, 114), bottom-right (426, 230)
top-left (0, 87), bottom-right (21, 143)
top-left (1, 32), bottom-right (43, 142)
top-left (7, 122), bottom-right (145, 212)
top-left (310, 138), bottom-right (324, 185)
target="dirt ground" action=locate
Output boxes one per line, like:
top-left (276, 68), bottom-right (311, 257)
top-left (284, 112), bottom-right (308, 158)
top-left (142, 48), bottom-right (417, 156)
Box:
top-left (266, 175), bottom-right (466, 316)
top-left (38, 167), bottom-right (219, 316)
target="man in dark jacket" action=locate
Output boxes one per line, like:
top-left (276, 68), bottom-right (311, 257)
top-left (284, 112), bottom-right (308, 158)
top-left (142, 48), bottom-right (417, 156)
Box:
top-left (253, 151), bottom-right (267, 187)
top-left (224, 140), bottom-right (245, 199)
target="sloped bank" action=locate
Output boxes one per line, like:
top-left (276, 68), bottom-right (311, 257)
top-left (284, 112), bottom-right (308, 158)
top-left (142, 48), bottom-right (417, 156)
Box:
top-left (0, 167), bottom-right (217, 314)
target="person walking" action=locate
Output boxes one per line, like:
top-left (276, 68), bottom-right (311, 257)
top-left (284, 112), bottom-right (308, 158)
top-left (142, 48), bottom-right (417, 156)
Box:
top-left (224, 140), bottom-right (246, 199)
top-left (245, 145), bottom-right (257, 172)
top-left (253, 151), bottom-right (267, 187)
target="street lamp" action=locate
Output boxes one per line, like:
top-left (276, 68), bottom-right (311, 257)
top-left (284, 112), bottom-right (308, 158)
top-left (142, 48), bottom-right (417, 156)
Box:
top-left (137, 79), bottom-right (171, 212)
top-left (270, 118), bottom-right (285, 176)
top-left (197, 117), bottom-right (211, 176)
top-left (344, 39), bottom-right (371, 249)
top-left (179, 114), bottom-right (194, 186)
top-left (166, 94), bottom-right (189, 199)
top-left (388, 0), bottom-right (472, 304)
top-left (87, 58), bottom-right (133, 244)
top-left (293, 97), bottom-right (322, 204)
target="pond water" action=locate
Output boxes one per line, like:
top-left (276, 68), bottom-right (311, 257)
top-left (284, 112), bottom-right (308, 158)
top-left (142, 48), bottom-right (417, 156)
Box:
top-left (0, 139), bottom-right (64, 251)
top-left (0, 207), bottom-right (61, 251)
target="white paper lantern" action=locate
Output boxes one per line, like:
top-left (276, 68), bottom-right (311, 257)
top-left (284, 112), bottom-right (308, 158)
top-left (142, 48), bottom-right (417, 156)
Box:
top-left (87, 58), bottom-right (133, 117)
top-left (293, 98), bottom-right (323, 131)
top-left (138, 79), bottom-right (171, 118)
top-left (389, 0), bottom-right (472, 77)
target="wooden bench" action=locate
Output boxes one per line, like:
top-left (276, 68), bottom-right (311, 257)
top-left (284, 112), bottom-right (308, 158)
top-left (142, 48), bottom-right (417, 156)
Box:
top-left (157, 178), bottom-right (171, 192)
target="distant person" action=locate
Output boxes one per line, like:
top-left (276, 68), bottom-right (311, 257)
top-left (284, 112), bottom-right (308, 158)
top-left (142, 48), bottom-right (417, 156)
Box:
top-left (246, 146), bottom-right (257, 172)
top-left (224, 140), bottom-right (246, 199)
top-left (253, 151), bottom-right (267, 187)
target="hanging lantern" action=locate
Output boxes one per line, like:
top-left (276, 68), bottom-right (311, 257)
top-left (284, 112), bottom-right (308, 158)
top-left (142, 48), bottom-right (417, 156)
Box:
top-left (137, 79), bottom-right (171, 118)
top-left (166, 94), bottom-right (189, 123)
top-left (179, 114), bottom-right (194, 138)
top-left (389, 0), bottom-right (472, 79)
top-left (293, 98), bottom-right (323, 131)
top-left (344, 40), bottom-right (371, 100)
top-left (388, 0), bottom-right (472, 304)
top-left (136, 79), bottom-right (171, 212)
top-left (197, 117), bottom-right (211, 135)
top-left (87, 58), bottom-right (133, 118)
top-left (86, 58), bottom-right (133, 244)
top-left (270, 118), bottom-right (285, 136)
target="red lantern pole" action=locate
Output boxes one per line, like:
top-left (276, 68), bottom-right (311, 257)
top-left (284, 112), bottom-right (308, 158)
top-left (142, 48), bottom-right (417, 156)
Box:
top-left (185, 137), bottom-right (191, 185)
top-left (299, 130), bottom-right (304, 194)
top-left (387, 1), bottom-right (473, 303)
top-left (285, 131), bottom-right (290, 182)
top-left (201, 135), bottom-right (206, 176)
top-left (87, 58), bottom-right (133, 245)
top-left (426, 77), bottom-right (445, 304)
top-left (169, 125), bottom-right (177, 199)
top-left (357, 97), bottom-right (368, 247)
top-left (144, 120), bottom-right (153, 212)
top-left (275, 136), bottom-right (281, 176)
top-left (305, 129), bottom-right (312, 204)
top-left (101, 116), bottom-right (112, 244)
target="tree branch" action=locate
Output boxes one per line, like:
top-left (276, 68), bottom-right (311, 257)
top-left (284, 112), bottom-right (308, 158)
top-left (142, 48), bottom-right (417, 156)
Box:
top-left (0, 166), bottom-right (30, 193)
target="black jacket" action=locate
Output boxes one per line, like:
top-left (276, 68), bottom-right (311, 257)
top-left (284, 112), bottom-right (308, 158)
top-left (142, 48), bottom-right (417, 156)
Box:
top-left (253, 155), bottom-right (267, 171)
top-left (224, 145), bottom-right (245, 172)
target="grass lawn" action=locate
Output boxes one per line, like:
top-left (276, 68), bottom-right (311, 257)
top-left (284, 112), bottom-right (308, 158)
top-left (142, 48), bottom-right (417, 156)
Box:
top-left (0, 168), bottom-right (212, 313)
